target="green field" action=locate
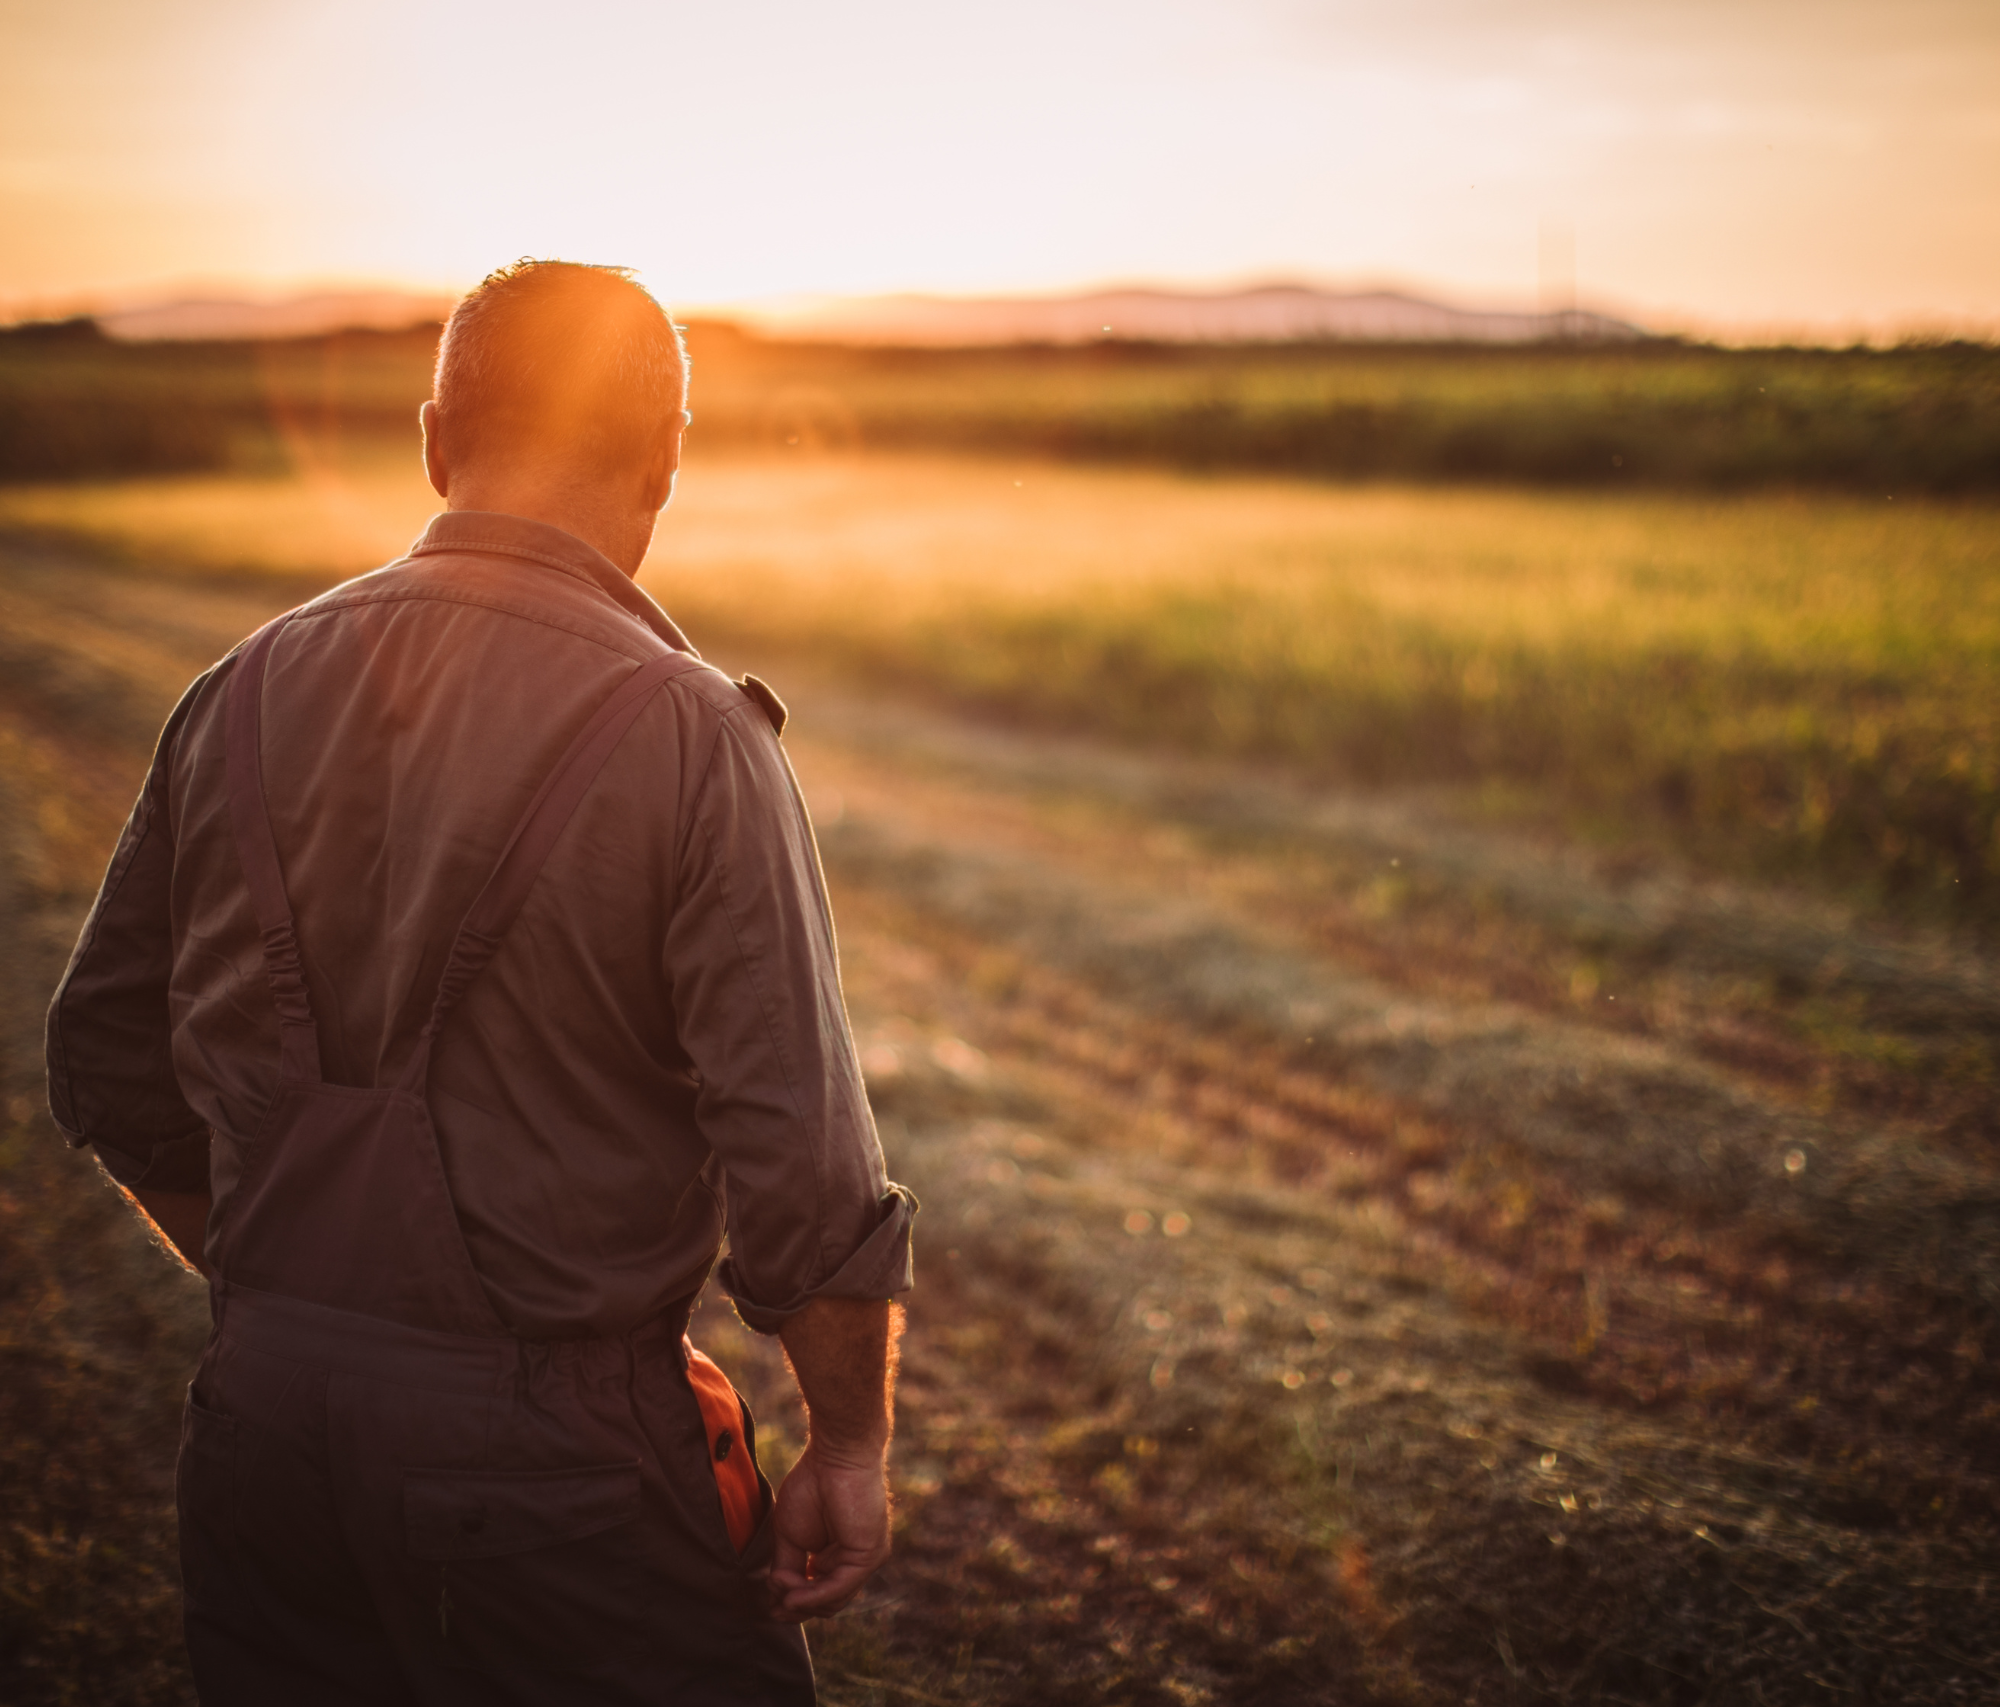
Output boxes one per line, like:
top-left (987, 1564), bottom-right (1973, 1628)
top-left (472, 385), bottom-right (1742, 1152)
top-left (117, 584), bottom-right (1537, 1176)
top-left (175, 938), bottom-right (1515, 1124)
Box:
top-left (0, 320), bottom-right (438, 480)
top-left (686, 326), bottom-right (2000, 495)
top-left (4, 316), bottom-right (1999, 493)
top-left (7, 446), bottom-right (1994, 925)
top-left (650, 462), bottom-right (2000, 924)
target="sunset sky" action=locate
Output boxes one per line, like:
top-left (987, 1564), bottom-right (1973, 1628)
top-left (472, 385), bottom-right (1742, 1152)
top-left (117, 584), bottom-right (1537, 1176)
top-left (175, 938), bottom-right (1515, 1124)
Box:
top-left (3, 0), bottom-right (1995, 339)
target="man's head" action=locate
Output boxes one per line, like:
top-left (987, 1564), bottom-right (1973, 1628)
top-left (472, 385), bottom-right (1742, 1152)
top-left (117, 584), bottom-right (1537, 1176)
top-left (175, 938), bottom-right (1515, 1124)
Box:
top-left (421, 261), bottom-right (690, 569)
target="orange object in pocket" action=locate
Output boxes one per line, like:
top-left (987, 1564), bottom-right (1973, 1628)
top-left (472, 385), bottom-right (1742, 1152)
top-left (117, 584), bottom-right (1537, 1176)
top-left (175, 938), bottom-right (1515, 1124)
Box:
top-left (682, 1337), bottom-right (762, 1552)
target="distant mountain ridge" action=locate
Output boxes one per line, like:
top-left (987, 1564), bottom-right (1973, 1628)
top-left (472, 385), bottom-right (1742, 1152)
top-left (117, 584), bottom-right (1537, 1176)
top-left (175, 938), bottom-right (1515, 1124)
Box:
top-left (30, 281), bottom-right (1644, 347)
top-left (742, 284), bottom-right (1646, 346)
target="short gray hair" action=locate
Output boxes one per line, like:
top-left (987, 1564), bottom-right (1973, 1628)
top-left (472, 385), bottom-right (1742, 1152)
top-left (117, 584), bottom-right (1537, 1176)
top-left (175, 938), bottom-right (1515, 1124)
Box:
top-left (432, 259), bottom-right (688, 471)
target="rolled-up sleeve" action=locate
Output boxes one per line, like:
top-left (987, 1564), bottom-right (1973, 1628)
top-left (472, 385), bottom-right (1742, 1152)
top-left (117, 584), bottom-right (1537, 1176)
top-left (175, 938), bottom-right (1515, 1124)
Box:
top-left (45, 675), bottom-right (212, 1192)
top-left (667, 699), bottom-right (915, 1333)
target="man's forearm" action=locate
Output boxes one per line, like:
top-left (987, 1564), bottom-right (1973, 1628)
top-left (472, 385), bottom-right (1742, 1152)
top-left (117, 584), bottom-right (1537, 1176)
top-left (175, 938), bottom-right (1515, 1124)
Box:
top-left (122, 1184), bottom-right (213, 1279)
top-left (767, 1295), bottom-right (903, 1619)
top-left (779, 1296), bottom-right (901, 1461)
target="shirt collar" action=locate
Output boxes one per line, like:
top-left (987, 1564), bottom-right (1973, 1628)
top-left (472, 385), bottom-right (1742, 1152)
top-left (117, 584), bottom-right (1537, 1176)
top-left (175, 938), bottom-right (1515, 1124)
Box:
top-left (407, 510), bottom-right (698, 656)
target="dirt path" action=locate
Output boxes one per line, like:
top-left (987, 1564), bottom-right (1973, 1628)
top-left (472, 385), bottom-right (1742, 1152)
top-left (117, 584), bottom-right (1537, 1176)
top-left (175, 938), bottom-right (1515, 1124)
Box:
top-left (2, 535), bottom-right (1995, 1704)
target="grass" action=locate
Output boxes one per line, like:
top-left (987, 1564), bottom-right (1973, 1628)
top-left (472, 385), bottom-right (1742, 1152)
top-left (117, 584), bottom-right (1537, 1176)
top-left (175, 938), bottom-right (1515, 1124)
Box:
top-left (685, 326), bottom-right (2000, 495)
top-left (646, 458), bottom-right (2000, 922)
top-left (5, 316), bottom-right (1999, 493)
top-left (0, 612), bottom-right (222, 1704)
top-left (679, 875), bottom-right (2000, 1705)
top-left (0, 320), bottom-right (437, 481)
top-left (0, 444), bottom-right (435, 583)
top-left (6, 445), bottom-right (1995, 924)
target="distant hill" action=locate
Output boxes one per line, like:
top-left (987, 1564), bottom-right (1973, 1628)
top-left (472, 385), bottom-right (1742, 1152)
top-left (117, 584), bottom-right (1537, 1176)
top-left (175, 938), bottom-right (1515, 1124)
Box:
top-left (739, 284), bottom-right (1645, 347)
top-left (95, 291), bottom-right (451, 342)
top-left (35, 282), bottom-right (1644, 348)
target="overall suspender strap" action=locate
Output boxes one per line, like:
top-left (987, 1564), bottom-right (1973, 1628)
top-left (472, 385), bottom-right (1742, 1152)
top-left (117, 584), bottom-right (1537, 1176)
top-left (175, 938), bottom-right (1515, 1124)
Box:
top-left (225, 613), bottom-right (323, 1082)
top-left (399, 649), bottom-right (706, 1091)
top-left (226, 613), bottom-right (700, 1095)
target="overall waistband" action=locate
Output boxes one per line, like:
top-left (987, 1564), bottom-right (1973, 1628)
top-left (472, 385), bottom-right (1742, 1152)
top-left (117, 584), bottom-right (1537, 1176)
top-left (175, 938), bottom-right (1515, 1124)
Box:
top-left (213, 1282), bottom-right (698, 1396)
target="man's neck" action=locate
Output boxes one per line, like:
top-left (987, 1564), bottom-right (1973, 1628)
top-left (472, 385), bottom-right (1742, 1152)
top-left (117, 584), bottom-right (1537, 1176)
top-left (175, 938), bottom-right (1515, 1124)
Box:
top-left (442, 481), bottom-right (655, 579)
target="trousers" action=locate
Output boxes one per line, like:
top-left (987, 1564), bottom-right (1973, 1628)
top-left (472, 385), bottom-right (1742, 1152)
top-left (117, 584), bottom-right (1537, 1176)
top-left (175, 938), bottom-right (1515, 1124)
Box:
top-left (180, 1285), bottom-right (814, 1705)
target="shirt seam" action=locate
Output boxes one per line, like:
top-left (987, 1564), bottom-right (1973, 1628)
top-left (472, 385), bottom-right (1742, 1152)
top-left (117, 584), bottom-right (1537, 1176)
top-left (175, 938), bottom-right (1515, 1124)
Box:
top-left (671, 703), bottom-right (731, 872)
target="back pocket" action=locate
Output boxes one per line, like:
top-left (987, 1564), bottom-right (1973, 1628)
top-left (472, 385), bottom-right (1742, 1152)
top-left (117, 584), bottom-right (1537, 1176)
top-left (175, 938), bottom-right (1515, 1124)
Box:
top-left (405, 1461), bottom-right (649, 1673)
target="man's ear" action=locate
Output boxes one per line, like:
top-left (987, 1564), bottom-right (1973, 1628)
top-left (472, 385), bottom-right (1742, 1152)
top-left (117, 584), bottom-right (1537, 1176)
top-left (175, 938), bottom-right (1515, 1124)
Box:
top-left (420, 400), bottom-right (449, 500)
top-left (641, 419), bottom-right (685, 513)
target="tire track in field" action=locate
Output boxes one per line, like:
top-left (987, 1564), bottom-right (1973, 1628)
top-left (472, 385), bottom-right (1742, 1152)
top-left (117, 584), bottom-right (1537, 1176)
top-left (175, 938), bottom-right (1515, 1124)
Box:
top-left (782, 719), bottom-right (1999, 1294)
top-left (787, 678), bottom-right (2000, 1034)
top-left (763, 701), bottom-right (2000, 1499)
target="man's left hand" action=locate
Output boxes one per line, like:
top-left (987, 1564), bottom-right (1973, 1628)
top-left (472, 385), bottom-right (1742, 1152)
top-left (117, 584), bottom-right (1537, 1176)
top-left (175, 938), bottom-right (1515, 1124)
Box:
top-left (767, 1439), bottom-right (891, 1620)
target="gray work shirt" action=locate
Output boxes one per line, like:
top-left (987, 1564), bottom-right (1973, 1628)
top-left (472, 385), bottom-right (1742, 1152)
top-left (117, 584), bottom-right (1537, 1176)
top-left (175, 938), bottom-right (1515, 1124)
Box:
top-left (45, 509), bottom-right (914, 1339)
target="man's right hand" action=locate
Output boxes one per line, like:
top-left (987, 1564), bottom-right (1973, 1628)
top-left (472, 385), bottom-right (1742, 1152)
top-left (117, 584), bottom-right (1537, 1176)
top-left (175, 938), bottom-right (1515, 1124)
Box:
top-left (768, 1440), bottom-right (891, 1619)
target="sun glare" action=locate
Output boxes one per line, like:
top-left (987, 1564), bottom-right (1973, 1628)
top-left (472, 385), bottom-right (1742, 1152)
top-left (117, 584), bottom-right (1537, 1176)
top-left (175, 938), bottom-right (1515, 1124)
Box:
top-left (2, 0), bottom-right (1997, 335)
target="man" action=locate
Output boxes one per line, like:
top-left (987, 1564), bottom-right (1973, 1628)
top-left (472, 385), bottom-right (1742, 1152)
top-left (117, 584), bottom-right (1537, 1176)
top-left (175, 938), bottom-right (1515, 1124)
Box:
top-left (44, 260), bottom-right (915, 1704)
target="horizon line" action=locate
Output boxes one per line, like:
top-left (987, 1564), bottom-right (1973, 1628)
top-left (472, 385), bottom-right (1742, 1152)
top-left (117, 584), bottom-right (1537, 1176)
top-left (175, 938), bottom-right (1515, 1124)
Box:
top-left (5, 272), bottom-right (1997, 351)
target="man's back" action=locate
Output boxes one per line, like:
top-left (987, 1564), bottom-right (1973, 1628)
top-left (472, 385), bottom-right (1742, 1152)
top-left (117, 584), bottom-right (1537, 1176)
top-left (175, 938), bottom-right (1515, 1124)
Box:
top-left (51, 510), bottom-right (896, 1341)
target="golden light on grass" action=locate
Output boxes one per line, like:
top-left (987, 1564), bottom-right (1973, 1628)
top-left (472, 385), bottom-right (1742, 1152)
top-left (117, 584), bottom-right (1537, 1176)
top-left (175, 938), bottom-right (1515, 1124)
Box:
top-left (645, 451), bottom-right (2000, 668)
top-left (0, 444), bottom-right (435, 580)
top-left (8, 445), bottom-right (1993, 686)
top-left (6, 440), bottom-right (1996, 912)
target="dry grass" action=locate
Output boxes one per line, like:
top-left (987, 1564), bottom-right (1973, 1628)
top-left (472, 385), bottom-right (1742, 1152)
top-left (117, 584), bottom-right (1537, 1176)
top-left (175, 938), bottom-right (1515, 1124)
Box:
top-left (689, 880), bottom-right (1998, 1706)
top-left (0, 661), bottom-right (217, 1705)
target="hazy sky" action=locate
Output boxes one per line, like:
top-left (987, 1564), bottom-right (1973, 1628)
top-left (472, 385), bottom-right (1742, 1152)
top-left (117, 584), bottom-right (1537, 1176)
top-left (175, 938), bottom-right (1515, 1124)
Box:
top-left (3, 0), bottom-right (1995, 336)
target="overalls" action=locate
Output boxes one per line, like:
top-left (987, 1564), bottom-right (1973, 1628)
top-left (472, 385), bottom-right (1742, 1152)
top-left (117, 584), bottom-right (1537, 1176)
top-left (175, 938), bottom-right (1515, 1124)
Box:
top-left (179, 615), bottom-right (815, 1705)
